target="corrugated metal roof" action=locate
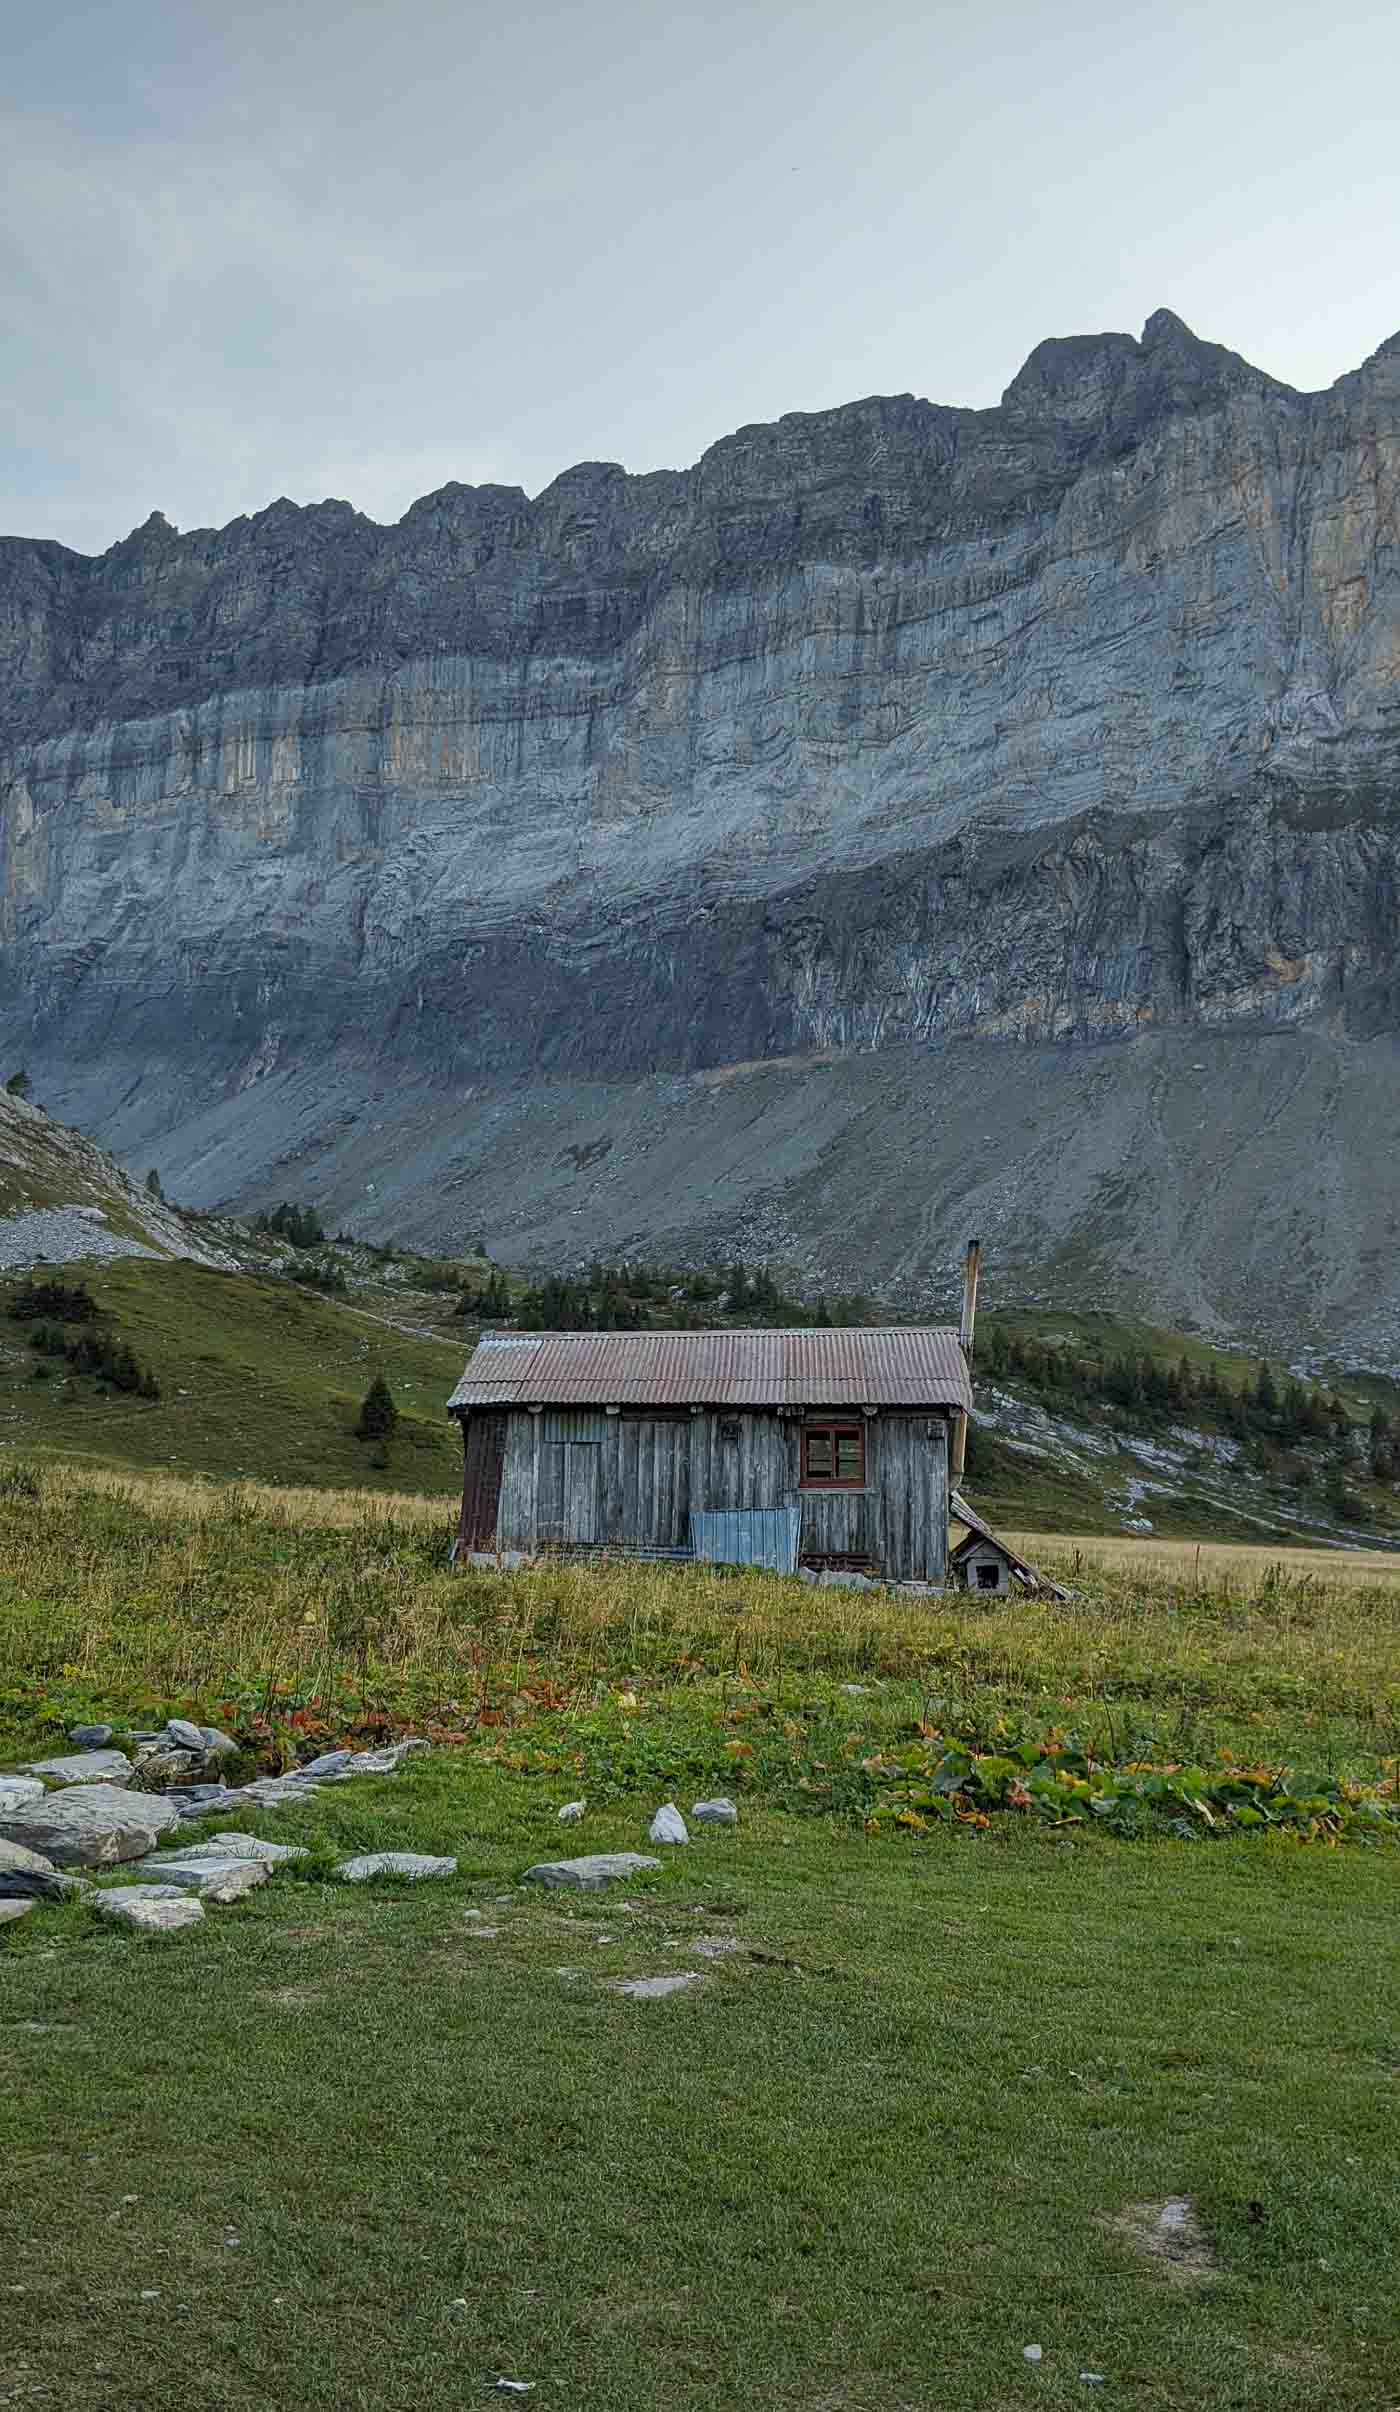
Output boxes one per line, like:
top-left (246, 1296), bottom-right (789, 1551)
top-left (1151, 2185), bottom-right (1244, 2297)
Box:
top-left (447, 1327), bottom-right (971, 1412)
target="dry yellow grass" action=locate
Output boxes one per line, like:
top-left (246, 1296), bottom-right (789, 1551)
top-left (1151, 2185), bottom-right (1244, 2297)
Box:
top-left (5, 1462), bottom-right (1399, 1738)
top-left (46, 1460), bottom-right (456, 1529)
top-left (1012, 1529), bottom-right (1400, 1591)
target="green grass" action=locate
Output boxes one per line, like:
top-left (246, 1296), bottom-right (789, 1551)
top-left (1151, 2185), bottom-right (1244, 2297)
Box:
top-left (4, 1765), bottom-right (1399, 2411)
top-left (3, 1470), bottom-right (1400, 2406)
top-left (0, 1258), bottom-right (465, 1491)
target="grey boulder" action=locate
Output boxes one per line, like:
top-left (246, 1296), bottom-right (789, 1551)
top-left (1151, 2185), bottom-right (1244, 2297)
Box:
top-left (19, 1749), bottom-right (133, 1788)
top-left (0, 1898), bottom-right (35, 1926)
top-left (157, 1831), bottom-right (308, 1865)
top-left (334, 1852), bottom-right (458, 1881)
top-left (0, 1778), bottom-right (46, 1816)
top-left (691, 1797), bottom-right (738, 1825)
top-left (164, 1719), bottom-right (207, 1749)
top-left (0, 1784), bottom-right (179, 1867)
top-left (523, 1853), bottom-right (661, 1890)
top-left (67, 1723), bottom-right (115, 1749)
top-left (295, 1749), bottom-right (355, 1779)
top-left (93, 1884), bottom-right (204, 1934)
top-left (0, 1836), bottom-right (72, 1900)
top-left (131, 1856), bottom-right (269, 1901)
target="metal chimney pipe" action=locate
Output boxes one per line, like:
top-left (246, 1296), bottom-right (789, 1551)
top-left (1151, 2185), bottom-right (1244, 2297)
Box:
top-left (950, 1239), bottom-right (981, 1486)
top-left (960, 1239), bottom-right (982, 1363)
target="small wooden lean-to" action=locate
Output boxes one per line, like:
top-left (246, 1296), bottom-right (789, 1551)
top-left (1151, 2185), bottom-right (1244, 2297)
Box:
top-left (947, 1237), bottom-right (1065, 1598)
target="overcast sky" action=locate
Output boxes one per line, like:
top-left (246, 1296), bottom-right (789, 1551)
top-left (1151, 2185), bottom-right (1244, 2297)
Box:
top-left (5, 0), bottom-right (1399, 555)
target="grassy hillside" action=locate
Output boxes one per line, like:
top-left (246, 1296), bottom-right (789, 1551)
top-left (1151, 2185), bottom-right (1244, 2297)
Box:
top-left (0, 1258), bottom-right (465, 1492)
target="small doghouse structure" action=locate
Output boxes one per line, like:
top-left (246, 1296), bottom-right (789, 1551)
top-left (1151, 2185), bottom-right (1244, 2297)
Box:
top-left (448, 1327), bottom-right (972, 1585)
top-left (948, 1491), bottom-right (1065, 1599)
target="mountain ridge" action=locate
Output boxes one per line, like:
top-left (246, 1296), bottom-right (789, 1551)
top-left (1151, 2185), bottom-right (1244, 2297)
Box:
top-left (2, 307), bottom-right (1399, 1359)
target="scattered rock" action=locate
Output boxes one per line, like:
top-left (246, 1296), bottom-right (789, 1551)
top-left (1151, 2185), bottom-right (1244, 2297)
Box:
top-left (649, 1803), bottom-right (689, 1845)
top-left (1107, 2195), bottom-right (1217, 2284)
top-left (522, 1853), bottom-right (661, 1890)
top-left (557, 1800), bottom-right (586, 1823)
top-left (0, 1836), bottom-right (73, 1900)
top-left (1023, 2344), bottom-right (1043, 2363)
top-left (132, 1857), bottom-right (270, 1901)
top-left (0, 1779), bottom-right (46, 1817)
top-left (611, 1972), bottom-right (705, 1999)
top-left (93, 1885), bottom-right (205, 1934)
top-left (0, 1898), bottom-right (35, 1926)
top-left (167, 1833), bottom-right (308, 1864)
top-left (130, 1747), bottom-right (206, 1790)
top-left (342, 1741), bottom-right (430, 1776)
top-left (198, 1727), bottom-right (241, 1758)
top-left (68, 1724), bottom-right (115, 1749)
top-left (0, 1785), bottom-right (179, 1867)
top-left (688, 1932), bottom-right (744, 1959)
top-left (691, 1797), bottom-right (737, 1825)
top-left (200, 1864), bottom-right (270, 1904)
top-left (162, 1784), bottom-right (234, 1814)
top-left (334, 1852), bottom-right (458, 1882)
top-left (164, 1719), bottom-right (206, 1751)
top-left (18, 1749), bottom-right (133, 1788)
top-left (295, 1749), bottom-right (355, 1778)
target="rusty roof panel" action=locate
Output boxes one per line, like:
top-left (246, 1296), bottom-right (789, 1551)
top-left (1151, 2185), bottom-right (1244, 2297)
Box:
top-left (447, 1327), bottom-right (970, 1412)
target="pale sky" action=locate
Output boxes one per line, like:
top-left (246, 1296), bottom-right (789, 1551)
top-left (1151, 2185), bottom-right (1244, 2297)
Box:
top-left (5, 0), bottom-right (1399, 556)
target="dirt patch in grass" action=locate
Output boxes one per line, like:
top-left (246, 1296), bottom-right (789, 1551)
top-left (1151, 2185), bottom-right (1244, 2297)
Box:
top-left (1106, 2195), bottom-right (1218, 2285)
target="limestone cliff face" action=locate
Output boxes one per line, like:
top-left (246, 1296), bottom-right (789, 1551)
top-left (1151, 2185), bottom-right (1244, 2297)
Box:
top-left (1, 309), bottom-right (1399, 1337)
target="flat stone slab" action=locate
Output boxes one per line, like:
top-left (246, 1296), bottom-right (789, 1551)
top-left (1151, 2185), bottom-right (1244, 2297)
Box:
top-left (93, 1885), bottom-right (205, 1934)
top-left (523, 1853), bottom-right (661, 1890)
top-left (611, 1972), bottom-right (705, 1999)
top-left (0, 1836), bottom-right (70, 1900)
top-left (0, 1897), bottom-right (35, 1925)
top-left (156, 1832), bottom-right (308, 1865)
top-left (691, 1797), bottom-right (738, 1825)
top-left (334, 1852), bottom-right (458, 1882)
top-left (0, 1779), bottom-right (46, 1817)
top-left (0, 1785), bottom-right (179, 1868)
top-left (132, 1857), bottom-right (269, 1900)
top-left (18, 1750), bottom-right (133, 1788)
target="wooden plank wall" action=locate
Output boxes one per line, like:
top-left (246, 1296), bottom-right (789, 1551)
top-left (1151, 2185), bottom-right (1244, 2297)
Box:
top-left (491, 1408), bottom-right (949, 1579)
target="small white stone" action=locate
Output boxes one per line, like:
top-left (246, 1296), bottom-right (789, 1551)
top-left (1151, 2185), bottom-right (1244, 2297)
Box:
top-left (1023, 2344), bottom-right (1043, 2362)
top-left (612, 1972), bottom-right (704, 2000)
top-left (649, 1803), bottom-right (688, 1845)
top-left (556, 1800), bottom-right (586, 1823)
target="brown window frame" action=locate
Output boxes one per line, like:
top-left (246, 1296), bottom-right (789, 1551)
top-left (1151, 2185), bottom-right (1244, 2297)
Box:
top-left (801, 1420), bottom-right (866, 1489)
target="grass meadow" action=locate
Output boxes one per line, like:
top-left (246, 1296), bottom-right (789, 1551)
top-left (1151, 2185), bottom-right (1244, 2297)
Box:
top-left (3, 1465), bottom-right (1399, 2410)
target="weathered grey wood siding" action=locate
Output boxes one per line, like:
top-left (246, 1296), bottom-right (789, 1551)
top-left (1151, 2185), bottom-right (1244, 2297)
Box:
top-left (489, 1406), bottom-right (948, 1579)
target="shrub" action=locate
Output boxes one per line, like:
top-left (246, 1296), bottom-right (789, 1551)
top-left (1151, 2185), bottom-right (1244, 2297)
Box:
top-left (7, 1279), bottom-right (98, 1324)
top-left (355, 1373), bottom-right (398, 1442)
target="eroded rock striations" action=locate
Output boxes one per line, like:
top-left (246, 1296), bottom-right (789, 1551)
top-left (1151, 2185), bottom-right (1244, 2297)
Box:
top-left (2, 310), bottom-right (1399, 1349)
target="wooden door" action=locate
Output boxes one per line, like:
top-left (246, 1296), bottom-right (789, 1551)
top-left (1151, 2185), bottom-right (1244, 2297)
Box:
top-left (563, 1443), bottom-right (601, 1545)
top-left (459, 1413), bottom-right (507, 1547)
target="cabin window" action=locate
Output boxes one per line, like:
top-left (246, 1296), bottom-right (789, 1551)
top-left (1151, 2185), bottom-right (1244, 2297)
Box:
top-left (801, 1422), bottom-right (865, 1488)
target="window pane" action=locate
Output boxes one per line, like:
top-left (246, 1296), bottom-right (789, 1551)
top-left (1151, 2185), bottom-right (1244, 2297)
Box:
top-left (836, 1435), bottom-right (863, 1479)
top-left (805, 1433), bottom-right (833, 1476)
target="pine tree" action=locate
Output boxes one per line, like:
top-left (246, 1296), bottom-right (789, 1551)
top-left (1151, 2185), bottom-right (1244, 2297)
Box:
top-left (355, 1373), bottom-right (398, 1442)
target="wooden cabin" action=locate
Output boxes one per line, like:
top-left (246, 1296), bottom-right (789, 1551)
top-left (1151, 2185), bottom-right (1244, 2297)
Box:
top-left (448, 1327), bottom-right (972, 1585)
